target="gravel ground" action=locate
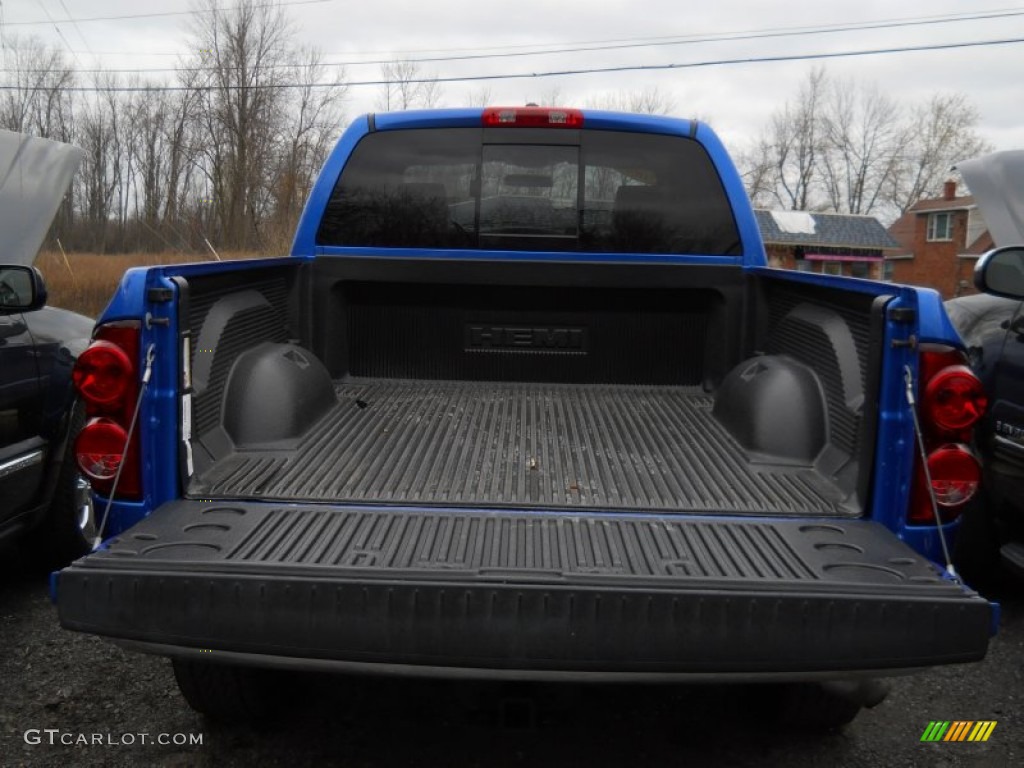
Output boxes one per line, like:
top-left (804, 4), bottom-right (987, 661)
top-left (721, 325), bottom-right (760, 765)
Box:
top-left (2, 556), bottom-right (1021, 768)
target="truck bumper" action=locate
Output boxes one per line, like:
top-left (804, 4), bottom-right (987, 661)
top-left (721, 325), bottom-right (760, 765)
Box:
top-left (57, 501), bottom-right (994, 677)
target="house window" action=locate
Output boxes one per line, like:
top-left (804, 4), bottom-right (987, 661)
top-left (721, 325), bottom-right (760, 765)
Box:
top-left (850, 261), bottom-right (871, 279)
top-left (823, 262), bottom-right (842, 276)
top-left (882, 261), bottom-right (895, 282)
top-left (927, 212), bottom-right (953, 241)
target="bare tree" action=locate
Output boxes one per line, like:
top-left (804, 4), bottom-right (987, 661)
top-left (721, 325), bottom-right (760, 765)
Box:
top-left (522, 85), bottom-right (564, 107)
top-left (740, 68), bottom-right (990, 220)
top-left (1, 1), bottom-right (350, 255)
top-left (0, 34), bottom-right (77, 237)
top-left (587, 87), bottom-right (677, 115)
top-left (125, 81), bottom-right (201, 252)
top-left (376, 60), bottom-right (443, 111)
top-left (269, 47), bottom-right (346, 248)
top-left (818, 79), bottom-right (907, 216)
top-left (164, 64), bottom-right (206, 243)
top-left (771, 67), bottom-right (827, 210)
top-left (743, 69), bottom-right (827, 210)
top-left (464, 86), bottom-right (493, 107)
top-left (133, 86), bottom-right (171, 230)
top-left (188, 0), bottom-right (292, 249)
top-left (889, 93), bottom-right (993, 214)
top-left (0, 34), bottom-right (76, 140)
top-left (103, 78), bottom-right (134, 246)
top-left (418, 76), bottom-right (443, 109)
top-left (737, 136), bottom-right (777, 208)
top-left (76, 84), bottom-right (118, 251)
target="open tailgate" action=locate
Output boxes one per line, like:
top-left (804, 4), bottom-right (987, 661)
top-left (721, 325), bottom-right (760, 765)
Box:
top-left (57, 501), bottom-right (995, 676)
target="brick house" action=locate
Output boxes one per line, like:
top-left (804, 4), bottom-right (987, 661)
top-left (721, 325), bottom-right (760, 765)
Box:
top-left (755, 210), bottom-right (901, 279)
top-left (886, 181), bottom-right (994, 299)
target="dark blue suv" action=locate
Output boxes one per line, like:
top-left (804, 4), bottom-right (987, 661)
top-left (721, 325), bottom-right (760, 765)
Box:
top-left (0, 264), bottom-right (95, 568)
top-left (948, 246), bottom-right (1024, 582)
top-left (1, 129), bottom-right (94, 570)
top-left (947, 150), bottom-right (1024, 584)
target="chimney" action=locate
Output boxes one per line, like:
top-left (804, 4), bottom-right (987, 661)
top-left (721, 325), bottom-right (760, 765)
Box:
top-left (943, 179), bottom-right (957, 200)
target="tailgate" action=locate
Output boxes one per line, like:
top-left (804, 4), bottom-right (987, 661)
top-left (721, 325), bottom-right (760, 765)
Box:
top-left (57, 501), bottom-right (994, 676)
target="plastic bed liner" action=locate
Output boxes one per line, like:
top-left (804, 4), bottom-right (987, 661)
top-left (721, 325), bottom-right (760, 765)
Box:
top-left (57, 501), bottom-right (994, 675)
top-left (194, 378), bottom-right (849, 515)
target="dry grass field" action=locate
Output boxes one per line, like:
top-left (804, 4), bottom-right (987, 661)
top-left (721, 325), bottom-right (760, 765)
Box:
top-left (34, 249), bottom-right (262, 318)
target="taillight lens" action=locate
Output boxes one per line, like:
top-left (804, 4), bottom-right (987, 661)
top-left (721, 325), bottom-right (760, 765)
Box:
top-left (908, 444), bottom-right (982, 524)
top-left (482, 106), bottom-right (584, 128)
top-left (907, 345), bottom-right (987, 525)
top-left (927, 444), bottom-right (981, 507)
top-left (922, 365), bottom-right (987, 433)
top-left (72, 340), bottom-right (133, 406)
top-left (71, 321), bottom-right (143, 500)
top-left (74, 418), bottom-right (129, 481)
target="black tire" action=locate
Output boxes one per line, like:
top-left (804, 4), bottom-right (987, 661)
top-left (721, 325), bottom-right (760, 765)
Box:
top-left (777, 683), bottom-right (862, 729)
top-left (26, 402), bottom-right (95, 570)
top-left (172, 658), bottom-right (282, 724)
top-left (756, 680), bottom-right (886, 730)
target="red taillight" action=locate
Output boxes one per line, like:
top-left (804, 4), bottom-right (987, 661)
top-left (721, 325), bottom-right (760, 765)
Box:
top-left (72, 340), bottom-right (133, 406)
top-left (72, 321), bottom-right (142, 500)
top-left (927, 444), bottom-right (981, 507)
top-left (908, 444), bottom-right (982, 524)
top-left (907, 346), bottom-right (986, 525)
top-left (482, 106), bottom-right (584, 128)
top-left (922, 365), bottom-right (987, 433)
top-left (74, 418), bottom-right (128, 481)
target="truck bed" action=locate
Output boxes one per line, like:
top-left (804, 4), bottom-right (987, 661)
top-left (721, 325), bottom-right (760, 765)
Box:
top-left (195, 378), bottom-right (848, 515)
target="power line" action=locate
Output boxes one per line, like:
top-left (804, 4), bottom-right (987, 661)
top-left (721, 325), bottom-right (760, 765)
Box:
top-left (316, 4), bottom-right (1024, 58)
top-left (34, 5), bottom-right (1024, 58)
top-left (2, 35), bottom-right (1021, 92)
top-left (349, 8), bottom-right (1024, 68)
top-left (4, 6), bottom-right (1024, 75)
top-left (56, 0), bottom-right (100, 69)
top-left (3, 0), bottom-right (332, 26)
top-left (365, 4), bottom-right (1024, 57)
top-left (33, 0), bottom-right (82, 69)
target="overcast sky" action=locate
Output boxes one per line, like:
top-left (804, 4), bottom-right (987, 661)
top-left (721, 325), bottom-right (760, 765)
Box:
top-left (2, 0), bottom-right (1023, 156)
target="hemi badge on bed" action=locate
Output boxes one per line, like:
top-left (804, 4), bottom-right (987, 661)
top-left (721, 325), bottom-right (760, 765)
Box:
top-left (466, 325), bottom-right (587, 354)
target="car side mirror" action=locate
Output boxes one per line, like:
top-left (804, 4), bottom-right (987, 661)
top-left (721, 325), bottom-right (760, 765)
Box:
top-left (975, 246), bottom-right (1024, 300)
top-left (0, 264), bottom-right (48, 313)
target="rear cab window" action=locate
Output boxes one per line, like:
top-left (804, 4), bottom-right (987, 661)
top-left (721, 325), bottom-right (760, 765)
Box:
top-left (317, 127), bottom-right (741, 255)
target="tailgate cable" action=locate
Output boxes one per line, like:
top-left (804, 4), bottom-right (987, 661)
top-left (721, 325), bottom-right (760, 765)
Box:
top-left (903, 364), bottom-right (960, 582)
top-left (92, 344), bottom-right (156, 550)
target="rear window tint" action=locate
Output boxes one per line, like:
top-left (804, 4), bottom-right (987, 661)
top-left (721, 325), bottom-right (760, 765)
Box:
top-left (317, 127), bottom-right (740, 255)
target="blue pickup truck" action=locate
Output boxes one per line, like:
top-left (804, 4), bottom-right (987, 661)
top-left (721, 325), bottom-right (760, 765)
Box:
top-left (56, 107), bottom-right (997, 727)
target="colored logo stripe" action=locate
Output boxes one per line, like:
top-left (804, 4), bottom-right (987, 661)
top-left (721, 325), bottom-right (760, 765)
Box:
top-left (968, 722), bottom-right (997, 742)
top-left (945, 721), bottom-right (972, 741)
top-left (920, 721), bottom-right (997, 742)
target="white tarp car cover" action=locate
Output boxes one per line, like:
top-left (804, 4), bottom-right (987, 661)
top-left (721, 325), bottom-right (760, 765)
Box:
top-left (957, 149), bottom-right (1024, 247)
top-left (0, 129), bottom-right (84, 268)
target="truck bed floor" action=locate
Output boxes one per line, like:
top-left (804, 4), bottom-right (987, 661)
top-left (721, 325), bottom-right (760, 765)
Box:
top-left (197, 379), bottom-right (847, 515)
